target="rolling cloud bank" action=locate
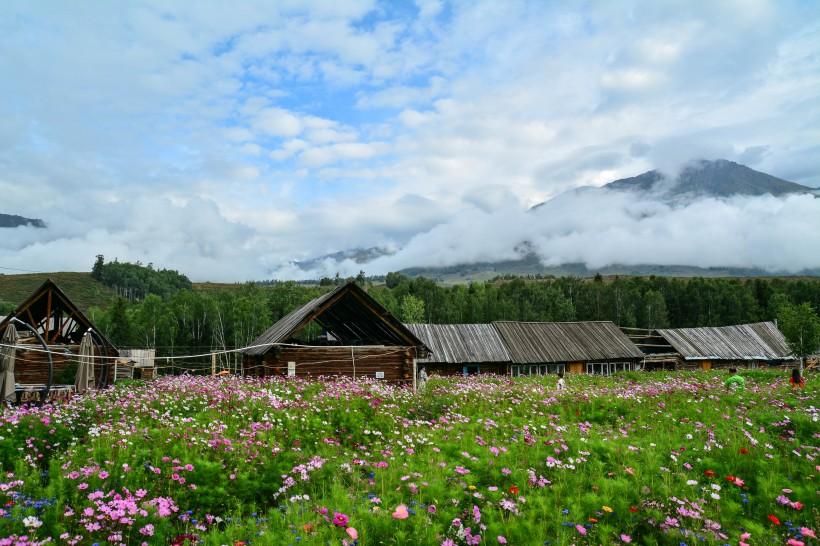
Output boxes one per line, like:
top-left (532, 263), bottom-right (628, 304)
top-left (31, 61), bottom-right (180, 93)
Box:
top-left (1, 1), bottom-right (819, 281)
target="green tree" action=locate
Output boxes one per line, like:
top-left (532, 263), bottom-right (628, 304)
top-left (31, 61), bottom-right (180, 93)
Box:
top-left (642, 290), bottom-right (669, 329)
top-left (107, 298), bottom-right (132, 346)
top-left (776, 301), bottom-right (820, 370)
top-left (91, 254), bottom-right (105, 280)
top-left (400, 294), bottom-right (426, 323)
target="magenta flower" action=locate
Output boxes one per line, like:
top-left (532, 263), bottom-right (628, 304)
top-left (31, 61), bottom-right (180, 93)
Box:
top-left (620, 534), bottom-right (632, 543)
top-left (333, 512), bottom-right (349, 527)
top-left (575, 524), bottom-right (587, 535)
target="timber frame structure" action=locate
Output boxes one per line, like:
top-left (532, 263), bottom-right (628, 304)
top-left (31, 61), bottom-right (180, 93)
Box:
top-left (243, 282), bottom-right (430, 383)
top-left (0, 279), bottom-right (119, 395)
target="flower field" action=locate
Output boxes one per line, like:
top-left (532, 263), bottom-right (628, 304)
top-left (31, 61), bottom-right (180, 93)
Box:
top-left (0, 372), bottom-right (816, 545)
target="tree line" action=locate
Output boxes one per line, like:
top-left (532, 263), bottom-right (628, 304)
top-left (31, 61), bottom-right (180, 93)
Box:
top-left (85, 265), bottom-right (820, 363)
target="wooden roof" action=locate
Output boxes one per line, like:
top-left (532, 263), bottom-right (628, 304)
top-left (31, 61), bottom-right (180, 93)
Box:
top-left (0, 279), bottom-right (117, 351)
top-left (244, 282), bottom-right (429, 356)
top-left (405, 323), bottom-right (511, 364)
top-left (493, 321), bottom-right (644, 364)
top-left (656, 321), bottom-right (792, 361)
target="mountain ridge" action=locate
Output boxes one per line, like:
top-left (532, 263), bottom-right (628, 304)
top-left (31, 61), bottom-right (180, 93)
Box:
top-left (0, 213), bottom-right (46, 229)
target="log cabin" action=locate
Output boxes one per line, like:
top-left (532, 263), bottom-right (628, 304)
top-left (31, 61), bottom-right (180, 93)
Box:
top-left (242, 282), bottom-right (429, 384)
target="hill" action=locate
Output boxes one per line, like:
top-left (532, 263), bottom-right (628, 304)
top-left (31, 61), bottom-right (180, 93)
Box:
top-left (0, 272), bottom-right (118, 312)
top-left (0, 213), bottom-right (46, 228)
top-left (602, 158), bottom-right (812, 199)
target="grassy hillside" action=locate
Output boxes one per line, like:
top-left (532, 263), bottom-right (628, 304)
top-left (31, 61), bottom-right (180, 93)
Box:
top-left (0, 272), bottom-right (118, 312)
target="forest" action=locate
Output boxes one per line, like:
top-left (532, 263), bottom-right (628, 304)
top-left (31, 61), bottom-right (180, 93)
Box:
top-left (81, 260), bottom-right (820, 364)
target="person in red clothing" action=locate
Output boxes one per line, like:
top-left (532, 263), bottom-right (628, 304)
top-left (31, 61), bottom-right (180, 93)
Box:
top-left (789, 367), bottom-right (805, 389)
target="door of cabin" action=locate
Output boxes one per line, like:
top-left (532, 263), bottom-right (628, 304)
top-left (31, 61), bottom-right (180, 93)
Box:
top-left (568, 362), bottom-right (584, 374)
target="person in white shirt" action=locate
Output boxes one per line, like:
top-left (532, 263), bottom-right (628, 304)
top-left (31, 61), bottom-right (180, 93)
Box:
top-left (418, 366), bottom-right (428, 391)
top-left (556, 371), bottom-right (566, 391)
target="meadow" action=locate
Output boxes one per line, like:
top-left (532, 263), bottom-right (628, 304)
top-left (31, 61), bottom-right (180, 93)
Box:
top-left (0, 371), bottom-right (816, 545)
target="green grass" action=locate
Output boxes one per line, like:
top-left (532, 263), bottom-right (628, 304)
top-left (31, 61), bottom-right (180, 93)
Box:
top-left (0, 272), bottom-right (118, 312)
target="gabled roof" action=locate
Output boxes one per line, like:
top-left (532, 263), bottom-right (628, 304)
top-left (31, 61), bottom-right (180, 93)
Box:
top-left (405, 323), bottom-right (511, 364)
top-left (493, 321), bottom-right (644, 364)
top-left (244, 282), bottom-right (429, 356)
top-left (656, 321), bottom-right (792, 361)
top-left (0, 279), bottom-right (116, 350)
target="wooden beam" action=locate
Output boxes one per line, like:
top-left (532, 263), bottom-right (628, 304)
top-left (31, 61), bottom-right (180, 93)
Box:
top-left (44, 288), bottom-right (52, 342)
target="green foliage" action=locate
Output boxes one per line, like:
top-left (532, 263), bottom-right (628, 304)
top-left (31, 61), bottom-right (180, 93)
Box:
top-left (0, 372), bottom-right (815, 544)
top-left (775, 300), bottom-right (820, 358)
top-left (93, 256), bottom-right (192, 300)
top-left (399, 294), bottom-right (425, 323)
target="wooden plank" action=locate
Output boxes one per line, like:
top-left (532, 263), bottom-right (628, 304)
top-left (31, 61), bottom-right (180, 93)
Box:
top-left (44, 288), bottom-right (52, 341)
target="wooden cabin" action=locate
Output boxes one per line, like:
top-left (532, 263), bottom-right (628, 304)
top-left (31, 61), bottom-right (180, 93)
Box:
top-left (405, 323), bottom-right (511, 376)
top-left (635, 321), bottom-right (795, 370)
top-left (0, 279), bottom-right (119, 400)
top-left (242, 282), bottom-right (429, 384)
top-left (493, 321), bottom-right (645, 376)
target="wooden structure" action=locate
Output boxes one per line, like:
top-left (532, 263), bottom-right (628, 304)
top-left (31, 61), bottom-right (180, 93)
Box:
top-left (493, 321), bottom-right (644, 375)
top-left (243, 283), bottom-right (429, 383)
top-left (405, 323), bottom-right (511, 376)
top-left (119, 349), bottom-right (156, 379)
top-left (633, 321), bottom-right (795, 370)
top-left (0, 280), bottom-right (118, 400)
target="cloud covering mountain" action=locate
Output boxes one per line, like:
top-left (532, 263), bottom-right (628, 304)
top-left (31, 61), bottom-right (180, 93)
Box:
top-left (1, 1), bottom-right (819, 281)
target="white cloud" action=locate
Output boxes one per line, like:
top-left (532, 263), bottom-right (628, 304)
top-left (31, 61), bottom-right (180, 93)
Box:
top-left (0, 1), bottom-right (818, 281)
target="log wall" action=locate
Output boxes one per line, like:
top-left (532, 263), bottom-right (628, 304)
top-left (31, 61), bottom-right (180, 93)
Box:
top-left (244, 346), bottom-right (416, 384)
top-left (13, 344), bottom-right (116, 387)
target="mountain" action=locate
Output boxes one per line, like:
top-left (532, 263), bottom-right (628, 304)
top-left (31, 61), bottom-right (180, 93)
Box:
top-left (291, 159), bottom-right (819, 281)
top-left (401, 257), bottom-right (820, 283)
top-left (295, 247), bottom-right (393, 271)
top-left (602, 159), bottom-right (811, 199)
top-left (0, 213), bottom-right (46, 228)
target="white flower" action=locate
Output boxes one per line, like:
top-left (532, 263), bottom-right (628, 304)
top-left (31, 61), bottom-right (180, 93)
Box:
top-left (686, 480), bottom-right (698, 486)
top-left (23, 516), bottom-right (42, 528)
top-left (710, 484), bottom-right (721, 491)
top-left (711, 493), bottom-right (721, 500)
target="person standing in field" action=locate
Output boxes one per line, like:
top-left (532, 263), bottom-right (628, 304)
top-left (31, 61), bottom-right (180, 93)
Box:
top-left (790, 368), bottom-right (805, 389)
top-left (418, 366), bottom-right (428, 392)
top-left (556, 371), bottom-right (566, 391)
top-left (724, 368), bottom-right (745, 391)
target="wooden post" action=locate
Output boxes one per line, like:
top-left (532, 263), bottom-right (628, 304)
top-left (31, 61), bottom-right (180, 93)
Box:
top-left (412, 353), bottom-right (417, 394)
top-left (211, 352), bottom-right (216, 376)
top-left (351, 347), bottom-right (356, 379)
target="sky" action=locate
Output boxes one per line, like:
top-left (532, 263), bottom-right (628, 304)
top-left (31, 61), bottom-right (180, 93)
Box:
top-left (1, 0), bottom-right (819, 281)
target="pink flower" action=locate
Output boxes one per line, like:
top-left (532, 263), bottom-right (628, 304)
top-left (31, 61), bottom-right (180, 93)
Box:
top-left (786, 540), bottom-right (804, 546)
top-left (333, 512), bottom-right (349, 527)
top-left (740, 532), bottom-right (751, 540)
top-left (501, 467), bottom-right (512, 475)
top-left (800, 528), bottom-right (816, 539)
top-left (620, 534), bottom-right (632, 543)
top-left (392, 504), bottom-right (409, 520)
top-left (139, 524), bottom-right (154, 537)
top-left (98, 471), bottom-right (109, 479)
top-left (346, 527), bottom-right (358, 540)
top-left (455, 466), bottom-right (470, 475)
top-left (497, 536), bottom-right (507, 544)
top-left (442, 540), bottom-right (455, 546)
top-left (428, 505), bottom-right (436, 514)
top-left (576, 524), bottom-right (587, 536)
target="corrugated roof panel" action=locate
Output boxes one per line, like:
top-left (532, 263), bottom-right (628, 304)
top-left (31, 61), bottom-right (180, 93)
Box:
top-left (657, 322), bottom-right (792, 360)
top-left (493, 321), bottom-right (644, 363)
top-left (405, 323), bottom-right (511, 364)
